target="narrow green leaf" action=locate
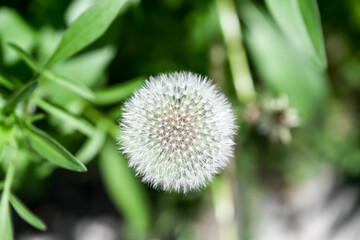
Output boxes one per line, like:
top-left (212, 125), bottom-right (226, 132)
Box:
top-left (265, 0), bottom-right (327, 70)
top-left (54, 46), bottom-right (116, 87)
top-left (298, 0), bottom-right (327, 67)
top-left (33, 97), bottom-right (95, 136)
top-left (7, 43), bottom-right (39, 72)
top-left (9, 193), bottom-right (46, 231)
top-left (0, 7), bottom-right (36, 65)
top-left (0, 196), bottom-right (13, 240)
top-left (0, 161), bottom-right (15, 240)
top-left (3, 81), bottom-right (38, 114)
top-left (0, 182), bottom-right (3, 191)
top-left (94, 76), bottom-right (145, 105)
top-left (76, 127), bottom-right (106, 164)
top-left (0, 74), bottom-right (14, 90)
top-left (23, 124), bottom-right (87, 172)
top-left (42, 70), bottom-right (94, 100)
top-left (45, 0), bottom-right (127, 68)
top-left (99, 140), bottom-right (150, 232)
top-left (240, 3), bottom-right (328, 121)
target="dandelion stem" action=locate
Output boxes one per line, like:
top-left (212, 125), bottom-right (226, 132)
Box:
top-left (215, 0), bottom-right (256, 103)
top-left (212, 171), bottom-right (239, 240)
top-left (215, 1), bottom-right (258, 239)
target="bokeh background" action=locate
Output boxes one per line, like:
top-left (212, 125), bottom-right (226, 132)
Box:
top-left (0, 0), bottom-right (360, 239)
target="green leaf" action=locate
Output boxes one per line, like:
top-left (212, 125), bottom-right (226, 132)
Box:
top-left (9, 193), bottom-right (46, 231)
top-left (7, 42), bottom-right (39, 72)
top-left (0, 182), bottom-right (3, 191)
top-left (23, 124), bottom-right (87, 172)
top-left (265, 0), bottom-right (327, 70)
top-left (42, 70), bottom-right (94, 100)
top-left (94, 76), bottom-right (145, 105)
top-left (240, 3), bottom-right (328, 122)
top-left (0, 74), bottom-right (14, 90)
top-left (99, 140), bottom-right (150, 233)
top-left (76, 126), bottom-right (106, 164)
top-left (0, 7), bottom-right (36, 65)
top-left (33, 97), bottom-right (95, 136)
top-left (54, 46), bottom-right (116, 87)
top-left (36, 27), bottom-right (63, 65)
top-left (0, 195), bottom-right (13, 240)
top-left (45, 0), bottom-right (127, 68)
top-left (3, 81), bottom-right (38, 114)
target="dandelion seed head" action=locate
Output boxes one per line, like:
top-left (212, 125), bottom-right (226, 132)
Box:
top-left (119, 72), bottom-right (237, 193)
top-left (258, 94), bottom-right (300, 144)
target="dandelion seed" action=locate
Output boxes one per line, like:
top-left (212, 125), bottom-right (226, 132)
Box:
top-left (119, 72), bottom-right (237, 193)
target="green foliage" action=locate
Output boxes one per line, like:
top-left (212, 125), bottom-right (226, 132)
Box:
top-left (42, 71), bottom-right (95, 100)
top-left (9, 193), bottom-right (46, 231)
top-left (23, 124), bottom-right (87, 172)
top-left (7, 43), bottom-right (39, 72)
top-left (0, 75), bottom-right (14, 90)
top-left (94, 76), bottom-right (145, 105)
top-left (45, 0), bottom-right (127, 68)
top-left (100, 140), bottom-right (150, 233)
top-left (0, 196), bottom-right (13, 240)
top-left (0, 7), bottom-right (35, 65)
top-left (0, 0), bottom-right (149, 235)
top-left (76, 126), bottom-right (106, 164)
top-left (33, 97), bottom-right (95, 136)
top-left (3, 81), bottom-right (38, 115)
top-left (265, 0), bottom-right (327, 70)
top-left (240, 2), bottom-right (328, 121)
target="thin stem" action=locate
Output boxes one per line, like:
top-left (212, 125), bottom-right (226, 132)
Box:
top-left (83, 104), bottom-right (118, 140)
top-left (4, 160), bottom-right (15, 197)
top-left (0, 148), bottom-right (15, 239)
top-left (214, 1), bottom-right (258, 239)
top-left (215, 0), bottom-right (256, 103)
top-left (212, 172), bottom-right (239, 240)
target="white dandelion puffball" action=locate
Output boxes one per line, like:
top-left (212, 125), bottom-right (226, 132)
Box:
top-left (119, 72), bottom-right (237, 193)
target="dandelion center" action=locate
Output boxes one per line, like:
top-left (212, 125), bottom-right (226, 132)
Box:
top-left (153, 110), bottom-right (197, 153)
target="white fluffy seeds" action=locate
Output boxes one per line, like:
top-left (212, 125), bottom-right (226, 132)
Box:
top-left (119, 72), bottom-right (237, 193)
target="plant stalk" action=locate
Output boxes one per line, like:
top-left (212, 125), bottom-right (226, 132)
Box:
top-left (215, 0), bottom-right (256, 103)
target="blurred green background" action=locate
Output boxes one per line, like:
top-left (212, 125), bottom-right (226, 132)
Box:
top-left (0, 0), bottom-right (360, 239)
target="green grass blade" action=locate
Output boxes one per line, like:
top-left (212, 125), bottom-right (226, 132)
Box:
top-left (297, 0), bottom-right (327, 67)
top-left (94, 76), bottom-right (145, 105)
top-left (240, 3), bottom-right (328, 122)
top-left (99, 139), bottom-right (150, 233)
top-left (7, 43), bottom-right (39, 72)
top-left (33, 97), bottom-right (95, 136)
top-left (23, 124), bottom-right (87, 172)
top-left (42, 70), bottom-right (95, 100)
top-left (265, 0), bottom-right (327, 70)
top-left (45, 0), bottom-right (127, 68)
top-left (9, 193), bottom-right (46, 231)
